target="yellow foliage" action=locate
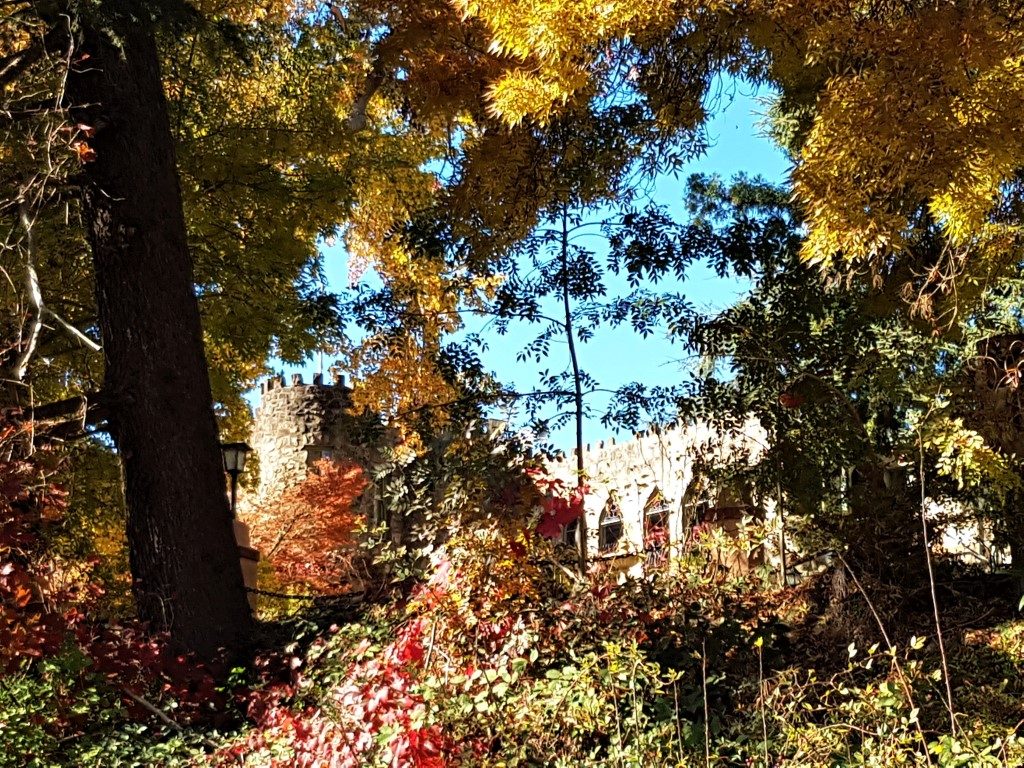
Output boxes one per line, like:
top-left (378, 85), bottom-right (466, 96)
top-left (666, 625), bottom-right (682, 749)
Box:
top-left (790, 5), bottom-right (1024, 272)
top-left (458, 0), bottom-right (683, 123)
top-left (458, 0), bottom-right (1024, 312)
top-left (922, 416), bottom-right (1021, 494)
top-left (486, 68), bottom-right (590, 126)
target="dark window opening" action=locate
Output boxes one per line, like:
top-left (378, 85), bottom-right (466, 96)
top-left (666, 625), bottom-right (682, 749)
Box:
top-left (562, 517), bottom-right (579, 548)
top-left (644, 491), bottom-right (670, 552)
top-left (599, 499), bottom-right (623, 552)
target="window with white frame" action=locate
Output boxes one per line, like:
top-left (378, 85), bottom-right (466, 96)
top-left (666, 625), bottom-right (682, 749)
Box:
top-left (562, 517), bottom-right (579, 548)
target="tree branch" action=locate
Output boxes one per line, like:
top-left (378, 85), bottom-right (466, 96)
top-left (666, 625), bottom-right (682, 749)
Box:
top-left (42, 307), bottom-right (102, 352)
top-left (16, 391), bottom-right (110, 441)
top-left (11, 201), bottom-right (43, 382)
top-left (344, 50), bottom-right (387, 134)
top-left (332, 6), bottom-right (390, 135)
top-left (0, 42), bottom-right (42, 90)
top-left (119, 688), bottom-right (227, 756)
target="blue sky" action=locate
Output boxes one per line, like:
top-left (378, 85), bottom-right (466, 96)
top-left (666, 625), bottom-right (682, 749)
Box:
top-left (275, 80), bottom-right (790, 449)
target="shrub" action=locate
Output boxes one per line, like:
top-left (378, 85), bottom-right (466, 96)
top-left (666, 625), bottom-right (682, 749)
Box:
top-left (245, 458), bottom-right (367, 592)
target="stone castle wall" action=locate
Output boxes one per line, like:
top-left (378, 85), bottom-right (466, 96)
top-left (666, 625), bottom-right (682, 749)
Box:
top-left (249, 373), bottom-right (771, 564)
top-left (250, 372), bottom-right (359, 503)
top-left (547, 419), bottom-right (771, 561)
top-left (249, 375), bottom-right (996, 573)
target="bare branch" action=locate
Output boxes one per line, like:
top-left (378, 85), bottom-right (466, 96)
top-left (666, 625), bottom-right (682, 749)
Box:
top-left (345, 52), bottom-right (387, 134)
top-left (42, 307), bottom-right (101, 351)
top-left (0, 42), bottom-right (42, 90)
top-left (0, 101), bottom-right (63, 127)
top-left (334, 5), bottom-right (391, 136)
top-left (10, 200), bottom-right (43, 381)
top-left (119, 688), bottom-right (226, 756)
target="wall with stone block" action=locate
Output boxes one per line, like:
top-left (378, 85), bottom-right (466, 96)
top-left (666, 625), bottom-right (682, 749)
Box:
top-left (250, 372), bottom-right (361, 504)
top-left (547, 419), bottom-right (772, 567)
top-left (250, 372), bottom-right (773, 570)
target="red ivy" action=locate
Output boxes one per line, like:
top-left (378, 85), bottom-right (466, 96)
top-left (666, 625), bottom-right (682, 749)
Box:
top-left (529, 469), bottom-right (586, 540)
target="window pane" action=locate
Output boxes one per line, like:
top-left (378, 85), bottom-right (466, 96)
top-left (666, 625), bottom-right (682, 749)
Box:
top-left (599, 519), bottom-right (622, 551)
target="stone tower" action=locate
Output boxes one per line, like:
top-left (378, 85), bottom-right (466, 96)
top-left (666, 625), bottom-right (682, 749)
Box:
top-left (250, 372), bottom-right (371, 504)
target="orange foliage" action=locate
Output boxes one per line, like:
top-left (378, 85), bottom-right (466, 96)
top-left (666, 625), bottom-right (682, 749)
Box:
top-left (247, 459), bottom-right (367, 591)
top-left (0, 423), bottom-right (83, 672)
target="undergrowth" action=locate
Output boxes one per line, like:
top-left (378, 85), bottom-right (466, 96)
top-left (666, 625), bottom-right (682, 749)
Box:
top-left (3, 427), bottom-right (1023, 766)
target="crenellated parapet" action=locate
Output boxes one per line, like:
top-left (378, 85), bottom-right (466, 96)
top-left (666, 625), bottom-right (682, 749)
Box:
top-left (547, 419), bottom-right (770, 568)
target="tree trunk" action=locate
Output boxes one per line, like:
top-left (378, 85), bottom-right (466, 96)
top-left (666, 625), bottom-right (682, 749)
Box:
top-left (64, 20), bottom-right (253, 655)
top-left (560, 208), bottom-right (587, 574)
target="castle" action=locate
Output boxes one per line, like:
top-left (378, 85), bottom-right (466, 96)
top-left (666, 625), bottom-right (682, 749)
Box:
top-left (250, 372), bottom-right (359, 504)
top-left (246, 371), bottom-right (1001, 586)
top-left (248, 373), bottom-right (778, 574)
top-left (544, 420), bottom-right (774, 574)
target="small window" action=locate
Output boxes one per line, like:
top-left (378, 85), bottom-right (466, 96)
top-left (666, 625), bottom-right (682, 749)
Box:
top-left (562, 517), bottom-right (579, 548)
top-left (644, 490), bottom-right (669, 541)
top-left (644, 490), bottom-right (670, 566)
top-left (599, 498), bottom-right (623, 552)
top-left (306, 447), bottom-right (335, 465)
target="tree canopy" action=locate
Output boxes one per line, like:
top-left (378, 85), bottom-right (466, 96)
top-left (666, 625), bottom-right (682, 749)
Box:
top-left (2, 0), bottom-right (1024, 707)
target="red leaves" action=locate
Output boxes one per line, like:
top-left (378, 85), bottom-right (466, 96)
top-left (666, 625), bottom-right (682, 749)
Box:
top-left (0, 424), bottom-right (79, 673)
top-left (70, 140), bottom-right (97, 163)
top-left (247, 459), bottom-right (366, 591)
top-left (80, 623), bottom-right (227, 724)
top-left (393, 618), bottom-right (427, 666)
top-left (778, 390), bottom-right (804, 409)
top-left (222, 614), bottom-right (451, 767)
top-left (531, 470), bottom-right (585, 540)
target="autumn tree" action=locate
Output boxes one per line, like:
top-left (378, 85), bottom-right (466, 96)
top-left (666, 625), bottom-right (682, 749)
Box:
top-left (459, 0), bottom-right (1024, 317)
top-left (662, 175), bottom-right (1024, 579)
top-left (0, 0), bottom-right (530, 652)
top-left (247, 459), bottom-right (366, 592)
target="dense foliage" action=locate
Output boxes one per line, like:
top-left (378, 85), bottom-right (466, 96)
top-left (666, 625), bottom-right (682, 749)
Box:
top-left (247, 459), bottom-right (366, 592)
top-left (5, 418), bottom-right (1024, 765)
top-left (4, 0), bottom-right (1024, 764)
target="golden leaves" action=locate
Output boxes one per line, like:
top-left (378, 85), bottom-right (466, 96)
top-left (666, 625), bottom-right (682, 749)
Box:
top-left (458, 0), bottom-right (682, 123)
top-left (786, 2), bottom-right (1024, 281)
top-left (921, 416), bottom-right (1020, 494)
top-left (486, 68), bottom-right (590, 126)
top-left (457, 0), bottom-right (1024, 315)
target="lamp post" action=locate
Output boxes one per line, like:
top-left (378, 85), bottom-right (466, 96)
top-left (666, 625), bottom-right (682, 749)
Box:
top-left (221, 442), bottom-right (251, 517)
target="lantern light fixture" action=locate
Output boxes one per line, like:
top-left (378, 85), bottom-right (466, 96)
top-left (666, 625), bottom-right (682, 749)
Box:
top-left (220, 442), bottom-right (252, 517)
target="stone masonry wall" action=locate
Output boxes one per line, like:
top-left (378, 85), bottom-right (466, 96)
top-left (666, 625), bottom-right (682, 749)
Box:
top-left (547, 419), bottom-right (772, 564)
top-left (250, 372), bottom-right (359, 504)
top-left (250, 371), bottom-right (773, 568)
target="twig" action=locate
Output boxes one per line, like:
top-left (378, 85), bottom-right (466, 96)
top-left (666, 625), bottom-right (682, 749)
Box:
top-left (11, 200), bottom-right (42, 381)
top-left (701, 638), bottom-right (710, 767)
top-left (835, 552), bottom-right (934, 766)
top-left (916, 417), bottom-right (957, 734)
top-left (422, 616), bottom-right (438, 670)
top-left (120, 688), bottom-right (231, 759)
top-left (758, 640), bottom-right (769, 767)
top-left (42, 307), bottom-right (101, 351)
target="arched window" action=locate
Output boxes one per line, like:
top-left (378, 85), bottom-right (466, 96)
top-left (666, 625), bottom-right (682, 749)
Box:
top-left (680, 478), bottom-right (711, 549)
top-left (643, 489), bottom-right (670, 543)
top-left (598, 497), bottom-right (623, 552)
top-left (644, 489), bottom-right (670, 567)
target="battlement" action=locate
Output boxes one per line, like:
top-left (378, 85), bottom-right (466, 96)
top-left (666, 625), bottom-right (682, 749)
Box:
top-left (258, 371), bottom-right (350, 395)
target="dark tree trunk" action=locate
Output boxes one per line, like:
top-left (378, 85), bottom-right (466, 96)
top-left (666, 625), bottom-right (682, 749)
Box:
top-left (559, 208), bottom-right (587, 574)
top-left (64, 19), bottom-right (253, 655)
